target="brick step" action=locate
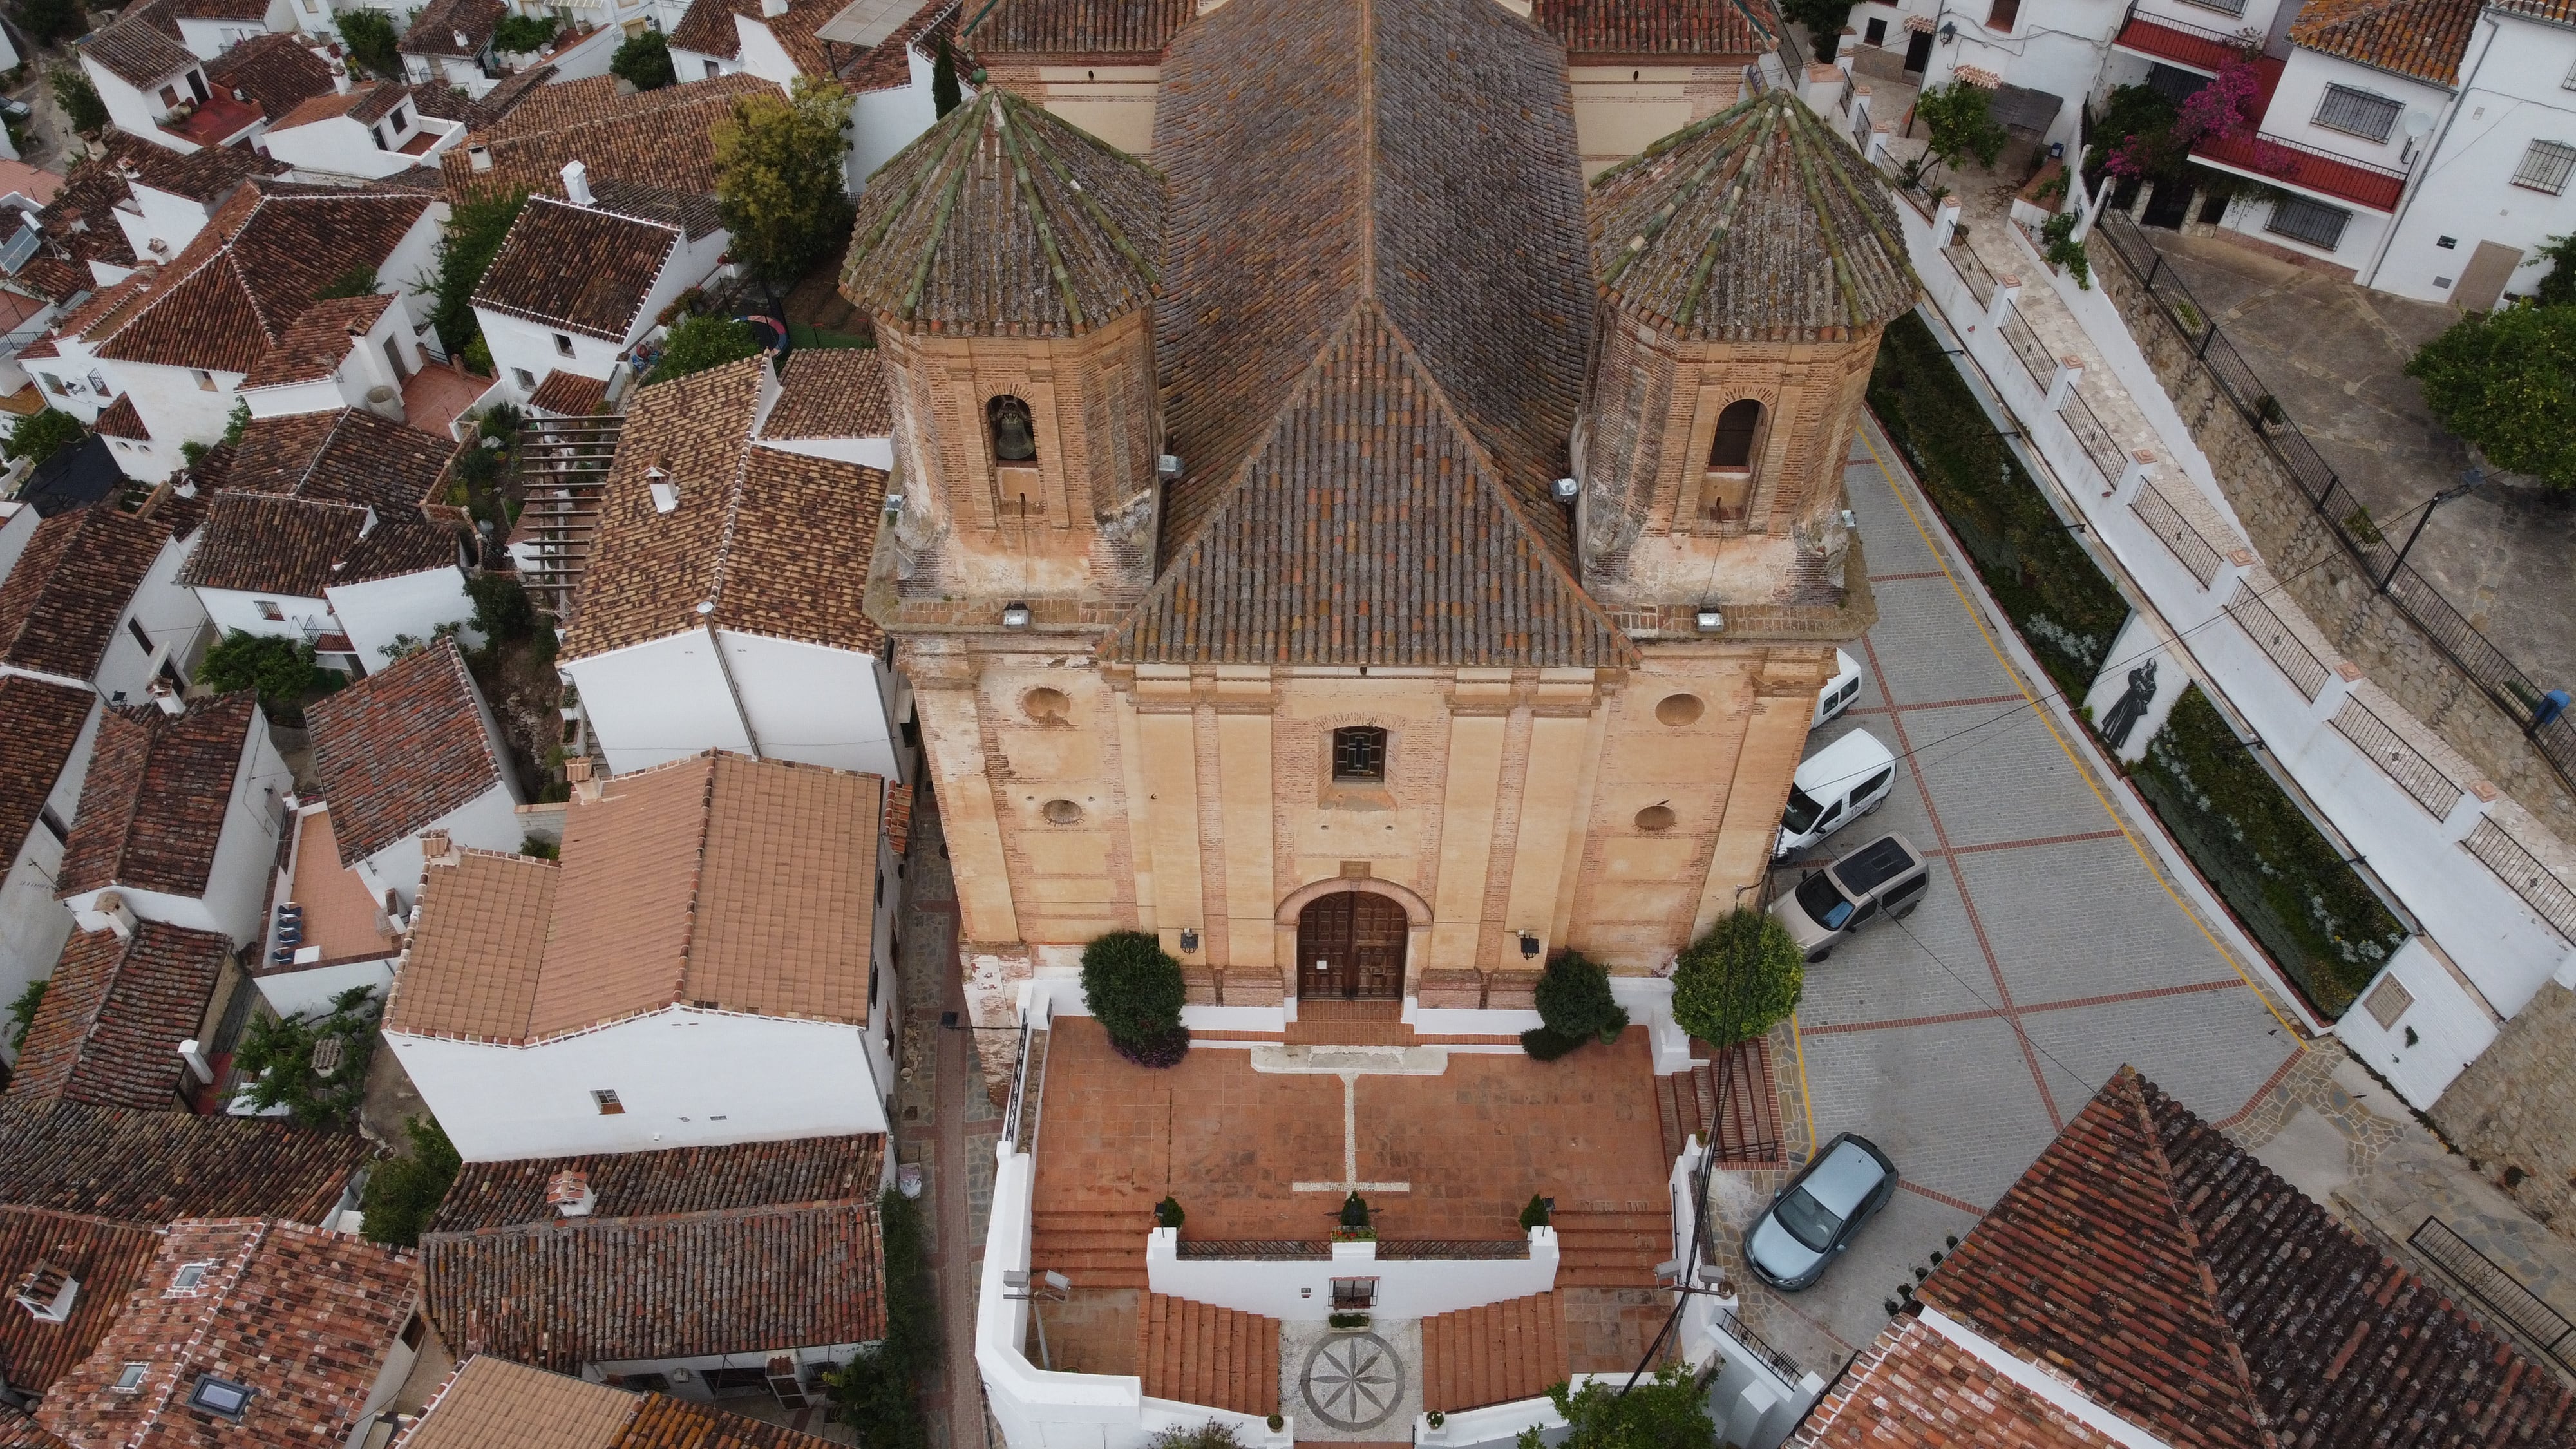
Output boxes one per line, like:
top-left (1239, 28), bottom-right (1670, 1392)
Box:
top-left (1139, 1293), bottom-right (1280, 1415)
top-left (1654, 1042), bottom-right (1785, 1167)
top-left (1029, 1229), bottom-right (1144, 1251)
top-left (1555, 1265), bottom-right (1661, 1287)
top-left (1420, 1291), bottom-right (1568, 1412)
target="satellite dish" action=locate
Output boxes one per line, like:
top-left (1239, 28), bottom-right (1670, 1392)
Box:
top-left (2405, 110), bottom-right (2435, 139)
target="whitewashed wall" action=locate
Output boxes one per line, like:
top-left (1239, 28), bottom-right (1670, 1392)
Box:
top-left (327, 564), bottom-right (477, 667)
top-left (350, 781), bottom-right (522, 914)
top-left (0, 698), bottom-right (100, 1066)
top-left (1142, 1227), bottom-right (1559, 1322)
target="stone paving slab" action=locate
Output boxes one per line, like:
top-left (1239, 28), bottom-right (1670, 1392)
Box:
top-left (1891, 700), bottom-right (2108, 851)
top-left (1848, 576), bottom-right (2019, 708)
top-left (1955, 834), bottom-right (2242, 1004)
top-left (1794, 1012), bottom-right (2064, 1209)
top-left (1788, 859), bottom-right (2001, 1028)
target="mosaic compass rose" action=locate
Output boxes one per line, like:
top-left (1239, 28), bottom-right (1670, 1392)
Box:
top-left (1299, 1331), bottom-right (1404, 1432)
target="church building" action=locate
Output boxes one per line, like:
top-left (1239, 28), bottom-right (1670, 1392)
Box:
top-left (845, 0), bottom-right (1917, 1037)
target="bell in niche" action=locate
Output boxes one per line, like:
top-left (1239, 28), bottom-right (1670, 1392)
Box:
top-left (991, 399), bottom-right (1037, 462)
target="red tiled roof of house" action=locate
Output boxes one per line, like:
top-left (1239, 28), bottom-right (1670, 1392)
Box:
top-left (1534, 0), bottom-right (1777, 56)
top-left (0, 676), bottom-right (95, 878)
top-left (0, 1403), bottom-right (71, 1448)
top-left (35, 1219), bottom-right (418, 1449)
top-left (471, 196), bottom-right (679, 341)
top-left (442, 73), bottom-right (779, 204)
top-left (57, 694), bottom-right (260, 902)
top-left (668, 0), bottom-right (749, 58)
top-left (427, 1135), bottom-right (885, 1233)
top-left (762, 346), bottom-right (889, 439)
top-left (27, 132), bottom-right (282, 289)
top-left (205, 33), bottom-right (338, 125)
top-left (961, 0), bottom-right (1193, 55)
top-left (0, 1209), bottom-right (161, 1397)
top-left (1792, 1315), bottom-right (2114, 1448)
top-left (393, 1353), bottom-right (850, 1449)
top-left (181, 491), bottom-right (460, 596)
top-left (217, 405), bottom-right (452, 513)
top-left (305, 638), bottom-right (506, 866)
top-left (525, 369), bottom-right (609, 416)
top-left (421, 1198), bottom-right (884, 1371)
top-left (671, 0), bottom-right (931, 81)
top-left (404, 0), bottom-right (507, 57)
top-left (882, 781), bottom-right (911, 856)
top-left (2289, 0), bottom-right (2479, 84)
top-left (92, 394), bottom-right (149, 440)
top-left (240, 293), bottom-right (395, 389)
top-left (1918, 1067), bottom-right (2576, 1449)
top-left (0, 160), bottom-right (64, 207)
top-left (0, 1099), bottom-right (368, 1224)
top-left (3, 922), bottom-right (228, 1111)
top-left (844, 0), bottom-right (960, 93)
top-left (0, 501), bottom-right (173, 683)
top-left (79, 12), bottom-right (196, 88)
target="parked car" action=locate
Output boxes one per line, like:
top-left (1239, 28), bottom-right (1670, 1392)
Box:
top-left (1743, 1132), bottom-right (1898, 1291)
top-left (1812, 649), bottom-right (1861, 728)
top-left (1770, 832), bottom-right (1928, 962)
top-left (1776, 729), bottom-right (1895, 858)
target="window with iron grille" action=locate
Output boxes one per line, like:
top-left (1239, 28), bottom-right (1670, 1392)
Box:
top-left (2512, 139), bottom-right (2576, 194)
top-left (2311, 84), bottom-right (2400, 142)
top-left (2266, 196), bottom-right (2351, 250)
top-left (1331, 726), bottom-right (1387, 783)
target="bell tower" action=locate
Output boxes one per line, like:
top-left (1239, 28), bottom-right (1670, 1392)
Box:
top-left (840, 88), bottom-right (1168, 620)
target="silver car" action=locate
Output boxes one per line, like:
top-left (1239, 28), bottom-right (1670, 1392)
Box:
top-left (1743, 1133), bottom-right (1897, 1291)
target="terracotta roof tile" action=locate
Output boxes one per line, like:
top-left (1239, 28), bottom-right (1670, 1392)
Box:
top-left (57, 694), bottom-right (260, 902)
top-left (526, 370), bottom-right (609, 417)
top-left (0, 1099), bottom-right (368, 1223)
top-left (92, 394), bottom-right (148, 440)
top-left (239, 293), bottom-right (395, 389)
top-left (562, 359), bottom-right (886, 659)
top-left (1589, 91), bottom-right (1918, 340)
top-left (0, 1209), bottom-right (161, 1396)
top-left (428, 1135), bottom-right (884, 1233)
top-left (205, 33), bottom-right (339, 126)
top-left (842, 88), bottom-right (1162, 338)
top-left (386, 752), bottom-right (883, 1043)
top-left (1918, 1067), bottom-right (2576, 1449)
top-left (0, 1405), bottom-right (70, 1449)
top-left (3, 922), bottom-right (228, 1111)
top-left (1793, 1316), bottom-right (2112, 1448)
top-left (844, 0), bottom-right (960, 95)
top-left (0, 677), bottom-right (95, 874)
top-left (305, 639), bottom-right (506, 866)
top-left (422, 1198), bottom-right (884, 1370)
top-left (672, 0), bottom-right (930, 80)
top-left (181, 493), bottom-right (460, 596)
top-left (1534, 0), bottom-right (1777, 55)
top-left (442, 73), bottom-right (780, 205)
top-left (214, 405), bottom-right (452, 513)
top-left (35, 1219), bottom-right (417, 1449)
top-left (762, 350), bottom-right (890, 440)
top-left (0, 501), bottom-right (173, 682)
top-left (2289, 0), bottom-right (2479, 84)
top-left (961, 0), bottom-right (1193, 54)
top-left (393, 1356), bottom-right (636, 1449)
top-left (79, 12), bottom-right (196, 88)
top-left (471, 196), bottom-right (680, 341)
top-left (669, 0), bottom-right (748, 59)
top-left (405, 0), bottom-right (507, 57)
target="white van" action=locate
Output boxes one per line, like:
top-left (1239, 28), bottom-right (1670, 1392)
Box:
top-left (1813, 649), bottom-right (1862, 728)
top-left (1776, 729), bottom-right (1897, 858)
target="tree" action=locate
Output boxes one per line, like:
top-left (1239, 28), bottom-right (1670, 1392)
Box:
top-left (1670, 909), bottom-right (1804, 1046)
top-left (1779, 0), bottom-right (1853, 61)
top-left (466, 570), bottom-right (535, 641)
top-left (2532, 231), bottom-right (2576, 308)
top-left (1521, 951), bottom-right (1630, 1060)
top-left (49, 66), bottom-right (104, 135)
top-left (5, 979), bottom-right (42, 1052)
top-left (198, 630), bottom-right (328, 719)
top-left (1915, 81), bottom-right (2006, 173)
top-left (16, 0), bottom-right (88, 47)
top-left (610, 28), bottom-right (676, 90)
top-left (1519, 1367), bottom-right (1716, 1449)
top-left (5, 407), bottom-right (82, 463)
top-left (359, 1116), bottom-right (460, 1247)
top-left (931, 35), bottom-right (961, 118)
top-left (1079, 929), bottom-right (1189, 1067)
top-left (231, 985), bottom-right (379, 1128)
top-left (645, 314), bottom-right (762, 384)
top-left (337, 9), bottom-right (402, 79)
top-left (222, 397), bottom-right (250, 446)
top-left (491, 12), bottom-right (558, 54)
top-left (714, 76), bottom-right (856, 291)
top-left (428, 190), bottom-right (529, 357)
top-left (2407, 304), bottom-right (2576, 489)
top-left (827, 1189), bottom-right (934, 1449)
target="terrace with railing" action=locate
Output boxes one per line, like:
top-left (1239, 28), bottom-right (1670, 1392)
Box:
top-left (2111, 3), bottom-right (2254, 72)
top-left (2193, 127), bottom-right (2409, 213)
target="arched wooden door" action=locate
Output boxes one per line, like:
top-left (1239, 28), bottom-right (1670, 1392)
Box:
top-left (1295, 892), bottom-right (1407, 999)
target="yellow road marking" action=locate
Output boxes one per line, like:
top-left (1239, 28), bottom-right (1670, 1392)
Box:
top-left (1859, 426), bottom-right (2303, 1039)
top-left (1791, 1010), bottom-right (1817, 1153)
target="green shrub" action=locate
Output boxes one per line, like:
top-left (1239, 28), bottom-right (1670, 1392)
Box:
top-left (1532, 951), bottom-right (1627, 1045)
top-left (198, 630), bottom-right (328, 720)
top-left (1155, 1195), bottom-right (1184, 1229)
top-left (6, 979), bottom-right (43, 1052)
top-left (1520, 1365), bottom-right (1715, 1449)
top-left (336, 9), bottom-right (401, 78)
top-left (222, 397), bottom-right (249, 446)
top-left (1671, 910), bottom-right (1804, 1046)
top-left (646, 314), bottom-right (763, 385)
top-left (5, 407), bottom-right (82, 463)
top-left (231, 985), bottom-right (379, 1128)
top-left (1079, 930), bottom-right (1188, 1066)
top-left (2405, 303), bottom-right (2576, 489)
top-left (1517, 1026), bottom-right (1586, 1061)
top-left (1151, 1427), bottom-right (1245, 1449)
top-left (827, 1189), bottom-right (934, 1449)
top-left (315, 265), bottom-right (377, 300)
top-left (2126, 685), bottom-right (2405, 1017)
top-left (490, 12), bottom-right (558, 52)
top-left (48, 66), bottom-right (104, 134)
top-left (16, 0), bottom-right (88, 46)
top-left (430, 191), bottom-right (529, 357)
top-left (360, 1117), bottom-right (460, 1247)
top-left (1868, 310), bottom-right (2131, 694)
top-left (466, 571), bottom-right (535, 641)
top-left (610, 28), bottom-right (675, 89)
top-left (1518, 1193), bottom-right (1551, 1231)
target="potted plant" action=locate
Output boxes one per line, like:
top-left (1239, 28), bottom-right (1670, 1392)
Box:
top-left (1155, 1196), bottom-right (1184, 1230)
top-left (1329, 1192), bottom-right (1374, 1241)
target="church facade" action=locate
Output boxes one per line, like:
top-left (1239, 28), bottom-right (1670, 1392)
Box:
top-left (846, 0), bottom-right (1917, 1037)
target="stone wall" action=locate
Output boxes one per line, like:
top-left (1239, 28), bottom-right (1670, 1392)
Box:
top-left (2092, 241), bottom-right (2576, 844)
top-left (2433, 980), bottom-right (2576, 1238)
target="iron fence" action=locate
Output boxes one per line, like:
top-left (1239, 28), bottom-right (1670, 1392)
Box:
top-left (1707, 1304), bottom-right (1806, 1388)
top-left (2409, 1216), bottom-right (2576, 1374)
top-left (2132, 480), bottom-right (2227, 587)
top-left (2000, 308), bottom-right (2055, 392)
top-left (1001, 1018), bottom-right (1035, 1151)
top-left (2226, 587), bottom-right (2331, 701)
top-left (2331, 694), bottom-right (2468, 819)
top-left (2461, 819), bottom-right (2576, 945)
top-left (2092, 211), bottom-right (2576, 798)
top-left (1947, 240), bottom-right (1999, 310)
top-left (2061, 384), bottom-right (2127, 484)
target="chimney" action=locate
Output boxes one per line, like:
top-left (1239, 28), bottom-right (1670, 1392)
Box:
top-left (545, 1170), bottom-right (596, 1217)
top-left (452, 28), bottom-right (469, 48)
top-left (177, 1039), bottom-right (214, 1084)
top-left (146, 679), bottom-right (184, 716)
top-left (565, 757), bottom-right (605, 804)
top-left (761, 0), bottom-right (788, 16)
top-left (78, 890), bottom-right (137, 941)
top-left (646, 465), bottom-right (676, 513)
top-left (12, 1264), bottom-right (78, 1324)
top-left (468, 143), bottom-right (493, 172)
top-left (421, 829), bottom-right (455, 866)
top-left (561, 159), bottom-right (592, 207)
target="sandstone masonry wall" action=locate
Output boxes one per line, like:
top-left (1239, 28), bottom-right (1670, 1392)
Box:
top-left (2432, 980), bottom-right (2576, 1235)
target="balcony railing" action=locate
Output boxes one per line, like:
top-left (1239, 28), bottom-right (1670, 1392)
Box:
top-left (2193, 128), bottom-right (2408, 212)
top-left (2112, 5), bottom-right (2253, 72)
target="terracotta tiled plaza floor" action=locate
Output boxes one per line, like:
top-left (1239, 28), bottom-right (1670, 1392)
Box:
top-left (1032, 1018), bottom-right (1672, 1242)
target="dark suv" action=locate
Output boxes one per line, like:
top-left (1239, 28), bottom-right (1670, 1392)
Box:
top-left (1768, 833), bottom-right (1928, 962)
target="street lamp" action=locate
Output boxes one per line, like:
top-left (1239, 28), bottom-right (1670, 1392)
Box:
top-left (2382, 468), bottom-right (2483, 594)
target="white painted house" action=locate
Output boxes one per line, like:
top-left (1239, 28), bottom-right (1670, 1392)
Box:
top-left (470, 167), bottom-right (730, 406)
top-left (0, 676), bottom-right (104, 1071)
top-left (305, 636), bottom-right (524, 914)
top-left (261, 80), bottom-right (467, 180)
top-left (559, 355), bottom-right (911, 785)
top-left (55, 690), bottom-right (290, 951)
top-left (78, 12), bottom-right (266, 155)
top-left (667, 0), bottom-right (947, 193)
top-left (384, 750), bottom-right (905, 1162)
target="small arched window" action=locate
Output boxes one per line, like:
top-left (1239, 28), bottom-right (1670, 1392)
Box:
top-left (1708, 399), bottom-right (1763, 470)
top-left (989, 395), bottom-right (1037, 462)
top-left (1331, 726), bottom-right (1387, 783)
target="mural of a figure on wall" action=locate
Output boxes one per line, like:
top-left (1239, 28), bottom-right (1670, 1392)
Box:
top-left (2101, 658), bottom-right (2159, 752)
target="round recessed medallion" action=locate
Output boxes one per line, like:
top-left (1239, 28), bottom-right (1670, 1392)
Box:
top-left (1299, 1331), bottom-right (1403, 1432)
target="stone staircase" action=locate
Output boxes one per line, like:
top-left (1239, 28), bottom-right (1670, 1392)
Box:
top-left (1030, 1210), bottom-right (1149, 1289)
top-left (1548, 1210), bottom-right (1668, 1287)
top-left (1420, 1291), bottom-right (1570, 1412)
top-left (1138, 1293), bottom-right (1281, 1415)
top-left (1654, 1039), bottom-right (1783, 1167)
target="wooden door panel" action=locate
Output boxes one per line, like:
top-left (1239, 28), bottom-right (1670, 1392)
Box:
top-left (1350, 895), bottom-right (1406, 999)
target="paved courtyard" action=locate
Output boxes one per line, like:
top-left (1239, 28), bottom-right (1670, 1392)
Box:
top-left (1718, 419), bottom-right (2307, 1368)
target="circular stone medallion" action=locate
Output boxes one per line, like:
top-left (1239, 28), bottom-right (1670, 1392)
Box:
top-left (1299, 1330), bottom-right (1405, 1432)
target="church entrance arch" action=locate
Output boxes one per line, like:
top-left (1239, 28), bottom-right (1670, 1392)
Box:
top-left (1294, 893), bottom-right (1408, 999)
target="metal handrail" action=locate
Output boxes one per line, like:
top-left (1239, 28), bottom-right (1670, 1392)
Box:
top-left (2132, 479), bottom-right (2226, 586)
top-left (1001, 1018), bottom-right (1034, 1151)
top-left (2331, 694), bottom-right (2467, 819)
top-left (2409, 1215), bottom-right (2576, 1372)
top-left (1707, 1303), bottom-right (1806, 1387)
top-left (2000, 309), bottom-right (2054, 391)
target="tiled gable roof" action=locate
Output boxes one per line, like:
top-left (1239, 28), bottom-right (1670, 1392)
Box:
top-left (842, 87), bottom-right (1162, 338)
top-left (2490, 0), bottom-right (2576, 24)
top-left (669, 0), bottom-right (748, 57)
top-left (526, 370), bottom-right (609, 417)
top-left (3, 922), bottom-right (227, 1111)
top-left (428, 1135), bottom-right (885, 1233)
top-left (1533, 0), bottom-right (1777, 55)
top-left (108, 127), bottom-right (287, 205)
top-left (422, 1198), bottom-right (884, 1370)
top-left (0, 502), bottom-right (173, 683)
top-left (1589, 91), bottom-right (1918, 340)
top-left (0, 676), bottom-right (95, 873)
top-left (0, 1209), bottom-right (161, 1396)
top-left (442, 73), bottom-right (780, 204)
top-left (386, 752), bottom-right (883, 1043)
top-left (395, 1354), bottom-right (853, 1449)
top-left (2289, 0), bottom-right (2480, 84)
top-left (305, 639), bottom-right (506, 866)
top-left (0, 1099), bottom-right (367, 1224)
top-left (0, 1405), bottom-right (70, 1449)
top-left (218, 405), bottom-right (453, 513)
top-left (471, 196), bottom-right (679, 341)
top-left (671, 0), bottom-right (925, 80)
top-left (205, 33), bottom-right (338, 126)
top-left (36, 1219), bottom-right (417, 1449)
top-left (562, 359), bottom-right (887, 659)
top-left (1108, 0), bottom-right (1624, 668)
top-left (93, 394), bottom-right (149, 440)
top-left (180, 491), bottom-right (460, 596)
top-left (587, 176), bottom-right (725, 240)
top-left (404, 0), bottom-right (507, 57)
top-left (80, 12), bottom-right (196, 88)
top-left (1792, 1315), bottom-right (2112, 1448)
top-left (30, 132), bottom-right (281, 285)
top-left (1920, 1067), bottom-right (2576, 1449)
top-left (240, 293), bottom-right (395, 389)
top-left (763, 348), bottom-right (890, 439)
top-left (961, 0), bottom-right (1195, 54)
top-left (57, 694), bottom-right (259, 901)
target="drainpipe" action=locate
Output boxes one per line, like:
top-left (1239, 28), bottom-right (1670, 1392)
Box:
top-left (2358, 13), bottom-right (2492, 291)
top-left (701, 614), bottom-right (762, 759)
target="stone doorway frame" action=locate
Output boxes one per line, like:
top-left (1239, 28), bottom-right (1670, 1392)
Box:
top-left (1272, 876), bottom-right (1433, 1001)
